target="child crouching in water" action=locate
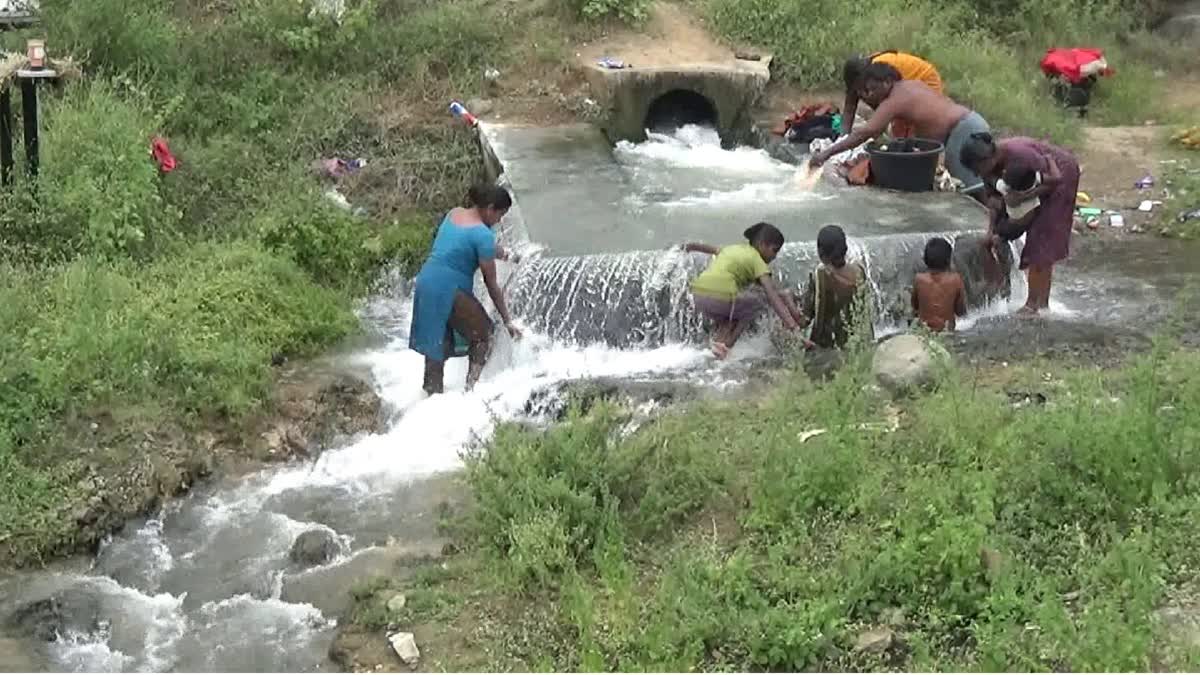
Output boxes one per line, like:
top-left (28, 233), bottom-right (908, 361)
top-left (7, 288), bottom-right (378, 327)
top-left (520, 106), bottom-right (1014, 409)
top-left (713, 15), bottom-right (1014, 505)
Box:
top-left (912, 237), bottom-right (967, 332)
top-left (686, 222), bottom-right (807, 359)
top-left (797, 225), bottom-right (873, 349)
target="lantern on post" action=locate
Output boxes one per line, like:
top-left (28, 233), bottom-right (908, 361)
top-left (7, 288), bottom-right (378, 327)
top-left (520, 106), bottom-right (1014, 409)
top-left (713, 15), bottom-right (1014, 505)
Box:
top-left (27, 40), bottom-right (46, 70)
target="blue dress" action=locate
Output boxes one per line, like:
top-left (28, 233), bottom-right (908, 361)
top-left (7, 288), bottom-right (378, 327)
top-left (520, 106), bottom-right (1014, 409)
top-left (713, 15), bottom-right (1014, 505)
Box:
top-left (409, 215), bottom-right (496, 361)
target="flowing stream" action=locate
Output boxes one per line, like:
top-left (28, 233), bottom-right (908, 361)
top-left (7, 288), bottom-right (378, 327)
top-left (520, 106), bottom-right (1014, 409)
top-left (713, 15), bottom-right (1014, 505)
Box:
top-left (2, 123), bottom-right (1197, 671)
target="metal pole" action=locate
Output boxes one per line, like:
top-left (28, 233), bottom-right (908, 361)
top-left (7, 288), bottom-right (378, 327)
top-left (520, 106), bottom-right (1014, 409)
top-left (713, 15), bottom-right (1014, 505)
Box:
top-left (0, 86), bottom-right (12, 187)
top-left (20, 77), bottom-right (38, 179)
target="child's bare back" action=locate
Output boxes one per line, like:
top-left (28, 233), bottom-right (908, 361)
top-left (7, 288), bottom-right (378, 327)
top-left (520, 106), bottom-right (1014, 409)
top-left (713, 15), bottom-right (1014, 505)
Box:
top-left (912, 271), bottom-right (966, 332)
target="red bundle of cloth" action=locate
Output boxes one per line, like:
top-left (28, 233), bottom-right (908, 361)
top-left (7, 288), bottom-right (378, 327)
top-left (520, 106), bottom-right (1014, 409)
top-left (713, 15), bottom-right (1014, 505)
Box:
top-left (1040, 48), bottom-right (1114, 84)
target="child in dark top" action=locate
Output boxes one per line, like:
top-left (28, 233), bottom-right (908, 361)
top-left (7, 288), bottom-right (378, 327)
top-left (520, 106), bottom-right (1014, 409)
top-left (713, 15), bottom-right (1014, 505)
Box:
top-left (797, 225), bottom-right (873, 349)
top-left (912, 237), bottom-right (967, 332)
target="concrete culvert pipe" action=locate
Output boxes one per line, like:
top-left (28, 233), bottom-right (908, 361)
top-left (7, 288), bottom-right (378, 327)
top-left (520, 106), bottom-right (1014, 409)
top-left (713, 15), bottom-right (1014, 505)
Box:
top-left (643, 89), bottom-right (718, 133)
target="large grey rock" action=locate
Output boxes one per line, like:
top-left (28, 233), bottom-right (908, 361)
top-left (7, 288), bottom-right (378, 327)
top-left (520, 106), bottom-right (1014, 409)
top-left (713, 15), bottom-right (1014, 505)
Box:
top-left (1158, 14), bottom-right (1200, 41)
top-left (289, 529), bottom-right (341, 567)
top-left (465, 97), bottom-right (495, 117)
top-left (855, 627), bottom-right (898, 654)
top-left (872, 334), bottom-right (950, 394)
top-left (6, 593), bottom-right (103, 642)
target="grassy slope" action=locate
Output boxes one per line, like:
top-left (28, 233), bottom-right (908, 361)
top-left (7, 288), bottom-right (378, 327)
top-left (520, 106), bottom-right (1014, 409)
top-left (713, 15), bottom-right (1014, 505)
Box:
top-left (354, 345), bottom-right (1200, 671)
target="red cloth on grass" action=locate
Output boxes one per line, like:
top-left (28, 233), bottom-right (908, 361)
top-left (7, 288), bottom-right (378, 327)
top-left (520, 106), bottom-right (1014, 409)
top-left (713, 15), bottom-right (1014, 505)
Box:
top-left (1040, 48), bottom-right (1113, 84)
top-left (151, 136), bottom-right (177, 173)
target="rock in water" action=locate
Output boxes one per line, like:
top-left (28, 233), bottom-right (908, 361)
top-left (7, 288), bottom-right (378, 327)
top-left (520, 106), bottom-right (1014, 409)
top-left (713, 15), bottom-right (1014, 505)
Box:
top-left (872, 334), bottom-right (949, 395)
top-left (290, 529), bottom-right (341, 567)
top-left (7, 593), bottom-right (103, 642)
top-left (389, 632), bottom-right (420, 665)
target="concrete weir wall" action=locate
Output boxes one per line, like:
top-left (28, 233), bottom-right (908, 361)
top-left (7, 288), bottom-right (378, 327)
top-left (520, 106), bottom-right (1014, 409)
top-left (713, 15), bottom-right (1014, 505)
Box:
top-left (582, 59), bottom-right (772, 145)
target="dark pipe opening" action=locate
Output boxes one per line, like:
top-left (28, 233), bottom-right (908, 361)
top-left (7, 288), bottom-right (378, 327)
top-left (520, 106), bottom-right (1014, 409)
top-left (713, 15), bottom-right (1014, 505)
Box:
top-left (643, 89), bottom-right (717, 133)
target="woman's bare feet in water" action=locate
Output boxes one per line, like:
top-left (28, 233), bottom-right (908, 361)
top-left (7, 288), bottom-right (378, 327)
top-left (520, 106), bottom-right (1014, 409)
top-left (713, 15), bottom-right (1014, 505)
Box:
top-left (711, 342), bottom-right (730, 360)
top-left (1016, 305), bottom-right (1040, 318)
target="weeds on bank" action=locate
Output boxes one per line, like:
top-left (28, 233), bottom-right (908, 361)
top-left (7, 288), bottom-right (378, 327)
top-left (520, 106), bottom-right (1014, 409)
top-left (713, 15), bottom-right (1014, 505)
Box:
top-left (706, 0), bottom-right (1176, 143)
top-left (379, 344), bottom-right (1200, 671)
top-left (1157, 159), bottom-right (1200, 238)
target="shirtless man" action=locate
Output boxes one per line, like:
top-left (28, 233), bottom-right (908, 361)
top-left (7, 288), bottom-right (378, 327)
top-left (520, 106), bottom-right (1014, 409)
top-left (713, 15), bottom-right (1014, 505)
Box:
top-left (809, 62), bottom-right (991, 200)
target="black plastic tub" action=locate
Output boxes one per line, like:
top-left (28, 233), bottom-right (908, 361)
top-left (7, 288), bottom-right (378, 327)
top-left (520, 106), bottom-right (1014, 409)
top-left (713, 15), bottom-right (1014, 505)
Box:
top-left (867, 137), bottom-right (943, 192)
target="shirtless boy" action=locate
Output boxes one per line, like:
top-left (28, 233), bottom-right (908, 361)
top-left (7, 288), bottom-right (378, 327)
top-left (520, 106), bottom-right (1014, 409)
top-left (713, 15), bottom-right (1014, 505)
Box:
top-left (911, 237), bottom-right (967, 333)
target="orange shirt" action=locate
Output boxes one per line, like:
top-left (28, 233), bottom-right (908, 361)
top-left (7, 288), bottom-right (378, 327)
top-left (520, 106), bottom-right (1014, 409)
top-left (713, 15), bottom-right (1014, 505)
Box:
top-left (872, 52), bottom-right (944, 94)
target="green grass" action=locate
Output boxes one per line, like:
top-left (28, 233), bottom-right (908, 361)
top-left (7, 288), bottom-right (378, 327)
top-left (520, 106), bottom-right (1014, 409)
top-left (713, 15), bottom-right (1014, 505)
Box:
top-left (0, 243), bottom-right (357, 559)
top-left (1157, 156), bottom-right (1200, 238)
top-left (705, 0), bottom-right (1178, 145)
top-left (370, 345), bottom-right (1200, 671)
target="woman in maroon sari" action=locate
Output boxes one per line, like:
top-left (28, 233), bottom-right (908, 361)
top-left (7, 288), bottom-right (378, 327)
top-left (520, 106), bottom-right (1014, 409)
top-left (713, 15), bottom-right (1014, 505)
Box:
top-left (960, 132), bottom-right (1081, 316)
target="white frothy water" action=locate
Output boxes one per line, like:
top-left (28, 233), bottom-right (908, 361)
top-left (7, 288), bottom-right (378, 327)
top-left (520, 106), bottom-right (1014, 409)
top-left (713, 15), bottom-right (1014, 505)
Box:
top-left (262, 330), bottom-right (717, 493)
top-left (616, 124), bottom-right (834, 210)
top-left (617, 125), bottom-right (783, 174)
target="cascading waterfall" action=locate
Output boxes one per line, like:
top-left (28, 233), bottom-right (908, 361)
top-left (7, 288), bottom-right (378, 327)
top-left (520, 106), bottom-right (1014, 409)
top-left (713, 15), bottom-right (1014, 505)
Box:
top-left (507, 231), bottom-right (1015, 347)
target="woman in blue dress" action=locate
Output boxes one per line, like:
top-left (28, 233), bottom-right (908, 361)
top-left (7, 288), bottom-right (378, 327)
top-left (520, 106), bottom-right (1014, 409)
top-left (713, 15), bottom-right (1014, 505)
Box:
top-left (410, 184), bottom-right (522, 394)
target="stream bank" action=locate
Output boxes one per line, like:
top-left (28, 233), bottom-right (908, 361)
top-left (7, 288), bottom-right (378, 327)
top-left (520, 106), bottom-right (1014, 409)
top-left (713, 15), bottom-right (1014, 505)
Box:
top-left (1, 363), bottom-right (386, 570)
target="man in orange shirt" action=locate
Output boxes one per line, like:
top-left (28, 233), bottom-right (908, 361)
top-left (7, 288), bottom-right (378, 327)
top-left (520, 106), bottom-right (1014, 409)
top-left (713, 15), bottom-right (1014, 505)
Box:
top-left (842, 51), bottom-right (944, 139)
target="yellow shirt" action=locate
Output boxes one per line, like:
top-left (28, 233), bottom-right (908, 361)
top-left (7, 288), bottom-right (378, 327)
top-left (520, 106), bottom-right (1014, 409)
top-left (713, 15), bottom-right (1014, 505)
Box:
top-left (872, 51), bottom-right (943, 93)
top-left (690, 244), bottom-right (771, 301)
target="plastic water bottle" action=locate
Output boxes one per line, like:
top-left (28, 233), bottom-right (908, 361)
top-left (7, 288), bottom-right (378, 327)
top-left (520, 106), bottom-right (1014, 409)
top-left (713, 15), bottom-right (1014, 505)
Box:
top-left (449, 101), bottom-right (478, 128)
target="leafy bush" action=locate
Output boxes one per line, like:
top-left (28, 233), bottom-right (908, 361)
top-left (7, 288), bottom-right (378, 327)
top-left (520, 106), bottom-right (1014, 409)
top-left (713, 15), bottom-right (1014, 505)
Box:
top-left (0, 83), bottom-right (179, 260)
top-left (0, 243), bottom-right (355, 449)
top-left (466, 407), bottom-right (629, 589)
top-left (44, 83), bottom-right (180, 258)
top-left (250, 178), bottom-right (376, 286)
top-left (38, 0), bottom-right (181, 76)
top-left (564, 0), bottom-right (650, 22)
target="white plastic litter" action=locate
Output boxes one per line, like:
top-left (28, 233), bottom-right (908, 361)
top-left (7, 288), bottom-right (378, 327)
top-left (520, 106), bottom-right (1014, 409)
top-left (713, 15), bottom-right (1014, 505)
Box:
top-left (308, 0), bottom-right (345, 22)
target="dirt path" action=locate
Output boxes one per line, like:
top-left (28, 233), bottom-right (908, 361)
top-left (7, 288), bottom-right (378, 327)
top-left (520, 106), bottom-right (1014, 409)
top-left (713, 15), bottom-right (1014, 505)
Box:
top-left (574, 2), bottom-right (736, 68)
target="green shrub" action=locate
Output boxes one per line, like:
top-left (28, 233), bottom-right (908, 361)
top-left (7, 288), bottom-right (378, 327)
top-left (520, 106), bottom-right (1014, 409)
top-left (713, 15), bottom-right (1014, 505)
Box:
top-left (564, 0), bottom-right (650, 22)
top-left (366, 1), bottom-right (510, 89)
top-left (419, 347), bottom-right (1200, 671)
top-left (39, 0), bottom-right (181, 76)
top-left (466, 407), bottom-right (629, 589)
top-left (251, 178), bottom-right (378, 286)
top-left (42, 82), bottom-right (180, 258)
top-left (0, 243), bottom-right (355, 450)
top-left (0, 82), bottom-right (179, 260)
